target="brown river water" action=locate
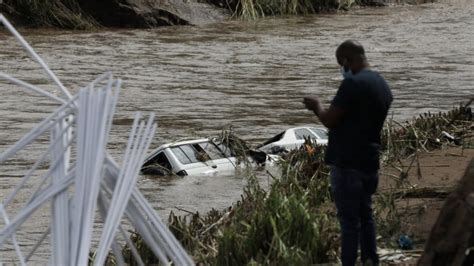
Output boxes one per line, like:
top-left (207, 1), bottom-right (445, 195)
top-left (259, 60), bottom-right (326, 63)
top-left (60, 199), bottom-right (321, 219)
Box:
top-left (0, 0), bottom-right (473, 262)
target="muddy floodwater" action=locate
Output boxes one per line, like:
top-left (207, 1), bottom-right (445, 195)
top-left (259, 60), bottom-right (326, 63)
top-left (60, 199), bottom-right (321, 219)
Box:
top-left (0, 0), bottom-right (473, 262)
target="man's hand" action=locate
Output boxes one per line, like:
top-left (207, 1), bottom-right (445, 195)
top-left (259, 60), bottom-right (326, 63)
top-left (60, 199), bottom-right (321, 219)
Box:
top-left (303, 96), bottom-right (345, 129)
top-left (303, 96), bottom-right (322, 116)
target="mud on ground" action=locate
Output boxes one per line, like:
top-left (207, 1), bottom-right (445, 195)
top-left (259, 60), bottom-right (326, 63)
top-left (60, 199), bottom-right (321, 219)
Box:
top-left (379, 147), bottom-right (474, 264)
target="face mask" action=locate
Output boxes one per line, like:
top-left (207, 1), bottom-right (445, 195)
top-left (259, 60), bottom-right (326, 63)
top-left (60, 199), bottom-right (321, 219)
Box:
top-left (340, 66), bottom-right (353, 79)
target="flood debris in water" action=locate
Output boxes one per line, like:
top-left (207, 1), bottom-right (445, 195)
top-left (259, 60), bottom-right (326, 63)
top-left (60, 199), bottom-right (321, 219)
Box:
top-left (140, 128), bottom-right (276, 178)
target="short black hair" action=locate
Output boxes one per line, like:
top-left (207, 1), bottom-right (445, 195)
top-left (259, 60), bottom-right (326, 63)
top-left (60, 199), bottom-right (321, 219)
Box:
top-left (336, 40), bottom-right (365, 64)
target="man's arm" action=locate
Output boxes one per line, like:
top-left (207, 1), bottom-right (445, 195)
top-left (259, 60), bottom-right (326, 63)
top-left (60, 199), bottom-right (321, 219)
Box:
top-left (303, 96), bottom-right (346, 129)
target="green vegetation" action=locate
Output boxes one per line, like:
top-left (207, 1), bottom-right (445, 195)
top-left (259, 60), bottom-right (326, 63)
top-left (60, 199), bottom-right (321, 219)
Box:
top-left (104, 104), bottom-right (472, 265)
top-left (213, 145), bottom-right (337, 265)
top-left (232, 0), bottom-right (358, 19)
top-left (0, 0), bottom-right (361, 29)
top-left (121, 142), bottom-right (341, 265)
top-left (0, 0), bottom-right (98, 29)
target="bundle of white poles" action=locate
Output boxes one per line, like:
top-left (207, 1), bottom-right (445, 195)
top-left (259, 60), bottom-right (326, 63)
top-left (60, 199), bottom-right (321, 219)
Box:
top-left (0, 14), bottom-right (193, 265)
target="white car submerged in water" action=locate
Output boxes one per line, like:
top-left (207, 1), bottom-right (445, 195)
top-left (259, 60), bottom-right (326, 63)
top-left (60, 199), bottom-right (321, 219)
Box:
top-left (141, 138), bottom-right (278, 177)
top-left (257, 126), bottom-right (328, 154)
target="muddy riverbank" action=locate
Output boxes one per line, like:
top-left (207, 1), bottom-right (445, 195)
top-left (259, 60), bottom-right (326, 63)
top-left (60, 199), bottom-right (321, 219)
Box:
top-left (0, 0), bottom-right (435, 29)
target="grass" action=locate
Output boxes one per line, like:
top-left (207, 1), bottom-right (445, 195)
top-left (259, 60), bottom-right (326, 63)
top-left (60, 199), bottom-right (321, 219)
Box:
top-left (232, 0), bottom-right (359, 20)
top-left (1, 0), bottom-right (98, 29)
top-left (104, 103), bottom-right (472, 265)
top-left (1, 0), bottom-right (359, 27)
top-left (213, 144), bottom-right (338, 265)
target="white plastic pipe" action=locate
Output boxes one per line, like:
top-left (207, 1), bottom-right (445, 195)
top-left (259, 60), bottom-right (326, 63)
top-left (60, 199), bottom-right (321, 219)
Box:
top-left (0, 15), bottom-right (72, 100)
top-left (0, 204), bottom-right (26, 266)
top-left (0, 72), bottom-right (67, 104)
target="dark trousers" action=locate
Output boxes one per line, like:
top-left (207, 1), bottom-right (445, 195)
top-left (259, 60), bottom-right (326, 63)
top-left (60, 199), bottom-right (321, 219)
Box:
top-left (330, 166), bottom-right (379, 266)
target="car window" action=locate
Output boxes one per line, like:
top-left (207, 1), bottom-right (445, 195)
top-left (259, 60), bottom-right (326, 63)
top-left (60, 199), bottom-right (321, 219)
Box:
top-left (310, 128), bottom-right (328, 139)
top-left (143, 151), bottom-right (172, 170)
top-left (216, 143), bottom-right (233, 157)
top-left (171, 142), bottom-right (224, 165)
top-left (198, 142), bottom-right (226, 160)
top-left (171, 145), bottom-right (198, 164)
top-left (260, 131), bottom-right (285, 147)
top-left (155, 152), bottom-right (172, 170)
top-left (295, 128), bottom-right (317, 140)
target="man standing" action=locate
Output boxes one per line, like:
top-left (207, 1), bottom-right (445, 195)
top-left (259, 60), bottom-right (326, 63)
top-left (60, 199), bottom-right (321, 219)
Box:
top-left (303, 40), bottom-right (392, 266)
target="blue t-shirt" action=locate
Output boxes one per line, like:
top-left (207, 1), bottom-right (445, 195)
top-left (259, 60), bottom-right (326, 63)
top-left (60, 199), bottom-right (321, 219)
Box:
top-left (325, 69), bottom-right (393, 173)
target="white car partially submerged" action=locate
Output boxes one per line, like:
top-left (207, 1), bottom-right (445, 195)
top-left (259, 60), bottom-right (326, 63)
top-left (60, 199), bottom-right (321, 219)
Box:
top-left (257, 126), bottom-right (328, 154)
top-left (141, 138), bottom-right (277, 177)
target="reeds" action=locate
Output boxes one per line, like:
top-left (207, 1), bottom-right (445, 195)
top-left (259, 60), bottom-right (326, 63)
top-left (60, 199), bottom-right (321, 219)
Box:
top-left (1, 0), bottom-right (98, 29)
top-left (338, 0), bottom-right (358, 10)
top-left (232, 0), bottom-right (338, 19)
top-left (1, 0), bottom-right (359, 27)
top-left (231, 0), bottom-right (363, 20)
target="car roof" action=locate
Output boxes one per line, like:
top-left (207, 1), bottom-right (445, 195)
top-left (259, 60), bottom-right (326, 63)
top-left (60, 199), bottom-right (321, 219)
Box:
top-left (287, 125), bottom-right (326, 131)
top-left (146, 138), bottom-right (211, 156)
top-left (283, 125), bottom-right (327, 135)
top-left (161, 138), bottom-right (210, 149)
top-left (258, 125), bottom-right (327, 148)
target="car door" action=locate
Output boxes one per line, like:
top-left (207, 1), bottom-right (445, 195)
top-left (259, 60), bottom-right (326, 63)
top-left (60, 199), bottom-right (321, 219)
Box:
top-left (197, 141), bottom-right (236, 175)
top-left (169, 142), bottom-right (235, 176)
top-left (167, 144), bottom-right (214, 176)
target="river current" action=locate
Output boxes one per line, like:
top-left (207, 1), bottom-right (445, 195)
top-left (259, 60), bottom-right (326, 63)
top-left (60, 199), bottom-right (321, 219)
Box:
top-left (0, 0), bottom-right (473, 262)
